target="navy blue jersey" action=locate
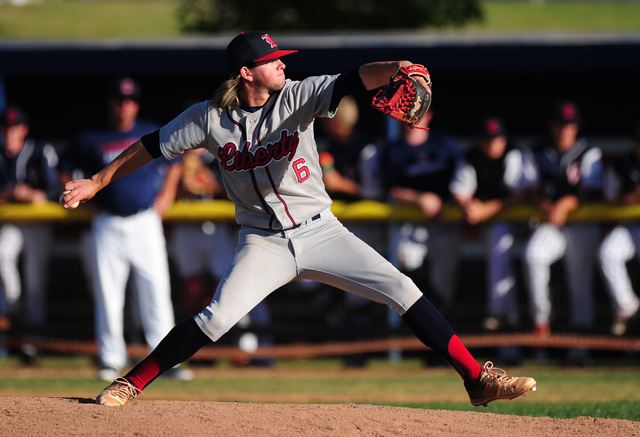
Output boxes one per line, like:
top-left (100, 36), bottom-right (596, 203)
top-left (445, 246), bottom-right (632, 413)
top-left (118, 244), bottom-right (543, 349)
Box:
top-left (69, 120), bottom-right (171, 216)
top-left (0, 138), bottom-right (60, 200)
top-left (319, 131), bottom-right (382, 202)
top-left (465, 144), bottom-right (514, 202)
top-left (383, 132), bottom-right (463, 201)
top-left (530, 138), bottom-right (602, 202)
top-left (612, 151), bottom-right (640, 195)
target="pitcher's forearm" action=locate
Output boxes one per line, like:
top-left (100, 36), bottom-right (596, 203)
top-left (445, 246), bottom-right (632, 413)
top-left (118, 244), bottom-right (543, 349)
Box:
top-left (92, 141), bottom-right (154, 188)
top-left (359, 61), bottom-right (412, 90)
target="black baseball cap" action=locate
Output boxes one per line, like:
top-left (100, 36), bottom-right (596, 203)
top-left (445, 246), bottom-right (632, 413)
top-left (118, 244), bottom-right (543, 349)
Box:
top-left (477, 116), bottom-right (506, 139)
top-left (550, 99), bottom-right (581, 125)
top-left (225, 31), bottom-right (298, 74)
top-left (109, 77), bottom-right (141, 101)
top-left (0, 106), bottom-right (28, 127)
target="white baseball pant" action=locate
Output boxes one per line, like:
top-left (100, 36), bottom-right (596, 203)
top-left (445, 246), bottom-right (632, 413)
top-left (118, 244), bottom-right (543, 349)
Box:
top-left (597, 225), bottom-right (640, 318)
top-left (484, 222), bottom-right (519, 323)
top-left (88, 209), bottom-right (175, 370)
top-left (388, 222), bottom-right (463, 308)
top-left (0, 223), bottom-right (52, 326)
top-left (0, 224), bottom-right (23, 315)
top-left (523, 222), bottom-right (600, 327)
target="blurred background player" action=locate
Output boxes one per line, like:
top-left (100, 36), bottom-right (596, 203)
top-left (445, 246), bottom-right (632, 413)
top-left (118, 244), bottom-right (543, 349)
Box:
top-left (523, 99), bottom-right (602, 365)
top-left (597, 117), bottom-right (640, 336)
top-left (451, 116), bottom-right (531, 332)
top-left (0, 105), bottom-right (61, 364)
top-left (169, 149), bottom-right (236, 318)
top-left (61, 77), bottom-right (190, 381)
top-left (316, 95), bottom-right (385, 366)
top-left (383, 110), bottom-right (464, 365)
top-left (168, 148), bottom-right (273, 366)
top-left (450, 115), bottom-right (532, 364)
top-left (384, 110), bottom-right (464, 316)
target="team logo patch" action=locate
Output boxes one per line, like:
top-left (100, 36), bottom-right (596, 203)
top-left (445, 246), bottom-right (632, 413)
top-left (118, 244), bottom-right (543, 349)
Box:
top-left (566, 162), bottom-right (581, 185)
top-left (262, 34), bottom-right (277, 49)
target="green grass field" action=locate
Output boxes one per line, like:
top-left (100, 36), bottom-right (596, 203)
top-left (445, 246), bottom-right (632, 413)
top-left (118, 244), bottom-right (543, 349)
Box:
top-left (1, 356), bottom-right (639, 421)
top-left (0, 1), bottom-right (639, 39)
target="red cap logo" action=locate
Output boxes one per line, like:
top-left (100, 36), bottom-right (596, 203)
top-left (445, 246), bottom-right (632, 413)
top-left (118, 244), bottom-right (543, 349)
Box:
top-left (262, 34), bottom-right (277, 48)
top-left (486, 118), bottom-right (501, 136)
top-left (562, 103), bottom-right (575, 122)
top-left (120, 78), bottom-right (135, 96)
top-left (6, 108), bottom-right (19, 125)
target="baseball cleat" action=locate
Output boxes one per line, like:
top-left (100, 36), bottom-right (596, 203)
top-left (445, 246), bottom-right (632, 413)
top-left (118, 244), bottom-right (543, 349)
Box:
top-left (611, 307), bottom-right (639, 336)
top-left (464, 361), bottom-right (536, 407)
top-left (96, 377), bottom-right (142, 407)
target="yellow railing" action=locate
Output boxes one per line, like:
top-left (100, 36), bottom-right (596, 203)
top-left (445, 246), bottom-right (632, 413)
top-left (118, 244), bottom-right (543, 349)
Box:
top-left (1, 200), bottom-right (640, 223)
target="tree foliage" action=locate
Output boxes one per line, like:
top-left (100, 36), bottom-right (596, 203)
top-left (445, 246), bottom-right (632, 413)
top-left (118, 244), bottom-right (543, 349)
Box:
top-left (177, 0), bottom-right (483, 33)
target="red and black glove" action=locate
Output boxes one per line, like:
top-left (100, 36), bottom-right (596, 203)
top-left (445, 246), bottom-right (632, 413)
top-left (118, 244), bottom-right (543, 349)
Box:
top-left (371, 64), bottom-right (432, 129)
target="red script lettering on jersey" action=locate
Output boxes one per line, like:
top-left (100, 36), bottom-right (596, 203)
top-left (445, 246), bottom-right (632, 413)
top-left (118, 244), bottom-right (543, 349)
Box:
top-left (218, 130), bottom-right (300, 172)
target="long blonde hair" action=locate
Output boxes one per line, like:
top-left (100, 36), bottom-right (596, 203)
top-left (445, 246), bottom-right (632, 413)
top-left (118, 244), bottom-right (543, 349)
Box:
top-left (213, 73), bottom-right (242, 109)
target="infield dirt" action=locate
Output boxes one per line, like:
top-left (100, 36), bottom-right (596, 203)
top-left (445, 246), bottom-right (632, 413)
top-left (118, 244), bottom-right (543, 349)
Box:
top-left (0, 396), bottom-right (638, 436)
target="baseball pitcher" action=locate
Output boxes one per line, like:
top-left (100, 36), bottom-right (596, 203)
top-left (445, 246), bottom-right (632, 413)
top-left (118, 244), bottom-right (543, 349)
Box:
top-left (60, 32), bottom-right (536, 408)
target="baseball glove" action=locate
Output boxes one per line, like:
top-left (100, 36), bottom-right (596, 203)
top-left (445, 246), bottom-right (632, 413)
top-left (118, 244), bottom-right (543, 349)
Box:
top-left (371, 64), bottom-right (432, 129)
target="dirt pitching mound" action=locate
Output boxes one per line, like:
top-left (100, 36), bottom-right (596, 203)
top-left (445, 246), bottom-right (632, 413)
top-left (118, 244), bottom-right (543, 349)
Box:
top-left (0, 396), bottom-right (638, 436)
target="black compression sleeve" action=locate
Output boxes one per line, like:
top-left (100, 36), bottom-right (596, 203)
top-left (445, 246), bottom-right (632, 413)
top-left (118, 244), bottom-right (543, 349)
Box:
top-left (148, 318), bottom-right (211, 373)
top-left (329, 69), bottom-right (367, 112)
top-left (140, 130), bottom-right (162, 159)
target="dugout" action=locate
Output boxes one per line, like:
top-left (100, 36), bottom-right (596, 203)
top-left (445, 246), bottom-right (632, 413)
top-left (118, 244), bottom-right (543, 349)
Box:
top-left (1, 32), bottom-right (640, 144)
top-left (1, 33), bottom-right (640, 356)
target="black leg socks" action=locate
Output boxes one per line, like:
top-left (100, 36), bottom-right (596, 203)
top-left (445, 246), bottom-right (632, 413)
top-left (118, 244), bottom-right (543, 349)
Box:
top-left (150, 318), bottom-right (212, 372)
top-left (125, 318), bottom-right (211, 390)
top-left (402, 296), bottom-right (479, 382)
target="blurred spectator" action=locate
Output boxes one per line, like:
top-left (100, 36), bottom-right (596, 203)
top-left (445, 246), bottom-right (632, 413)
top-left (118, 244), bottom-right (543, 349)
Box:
top-left (169, 149), bottom-right (236, 317)
top-left (383, 110), bottom-right (464, 365)
top-left (61, 77), bottom-right (190, 381)
top-left (523, 99), bottom-right (602, 365)
top-left (318, 96), bottom-right (383, 205)
top-left (0, 105), bottom-right (61, 364)
top-left (597, 118), bottom-right (640, 336)
top-left (316, 95), bottom-right (384, 366)
top-left (384, 110), bottom-right (465, 316)
top-left (451, 116), bottom-right (532, 333)
top-left (451, 116), bottom-right (533, 365)
top-left (168, 148), bottom-right (273, 366)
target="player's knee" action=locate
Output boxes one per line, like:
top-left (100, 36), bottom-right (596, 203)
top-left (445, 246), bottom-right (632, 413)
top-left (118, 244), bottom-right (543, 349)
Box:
top-left (597, 244), bottom-right (610, 263)
top-left (390, 275), bottom-right (423, 313)
top-left (523, 245), bottom-right (548, 265)
top-left (599, 244), bottom-right (626, 265)
top-left (197, 303), bottom-right (238, 340)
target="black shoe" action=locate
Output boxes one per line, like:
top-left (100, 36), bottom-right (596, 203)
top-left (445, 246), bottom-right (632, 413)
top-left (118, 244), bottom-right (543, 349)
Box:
top-left (19, 343), bottom-right (39, 366)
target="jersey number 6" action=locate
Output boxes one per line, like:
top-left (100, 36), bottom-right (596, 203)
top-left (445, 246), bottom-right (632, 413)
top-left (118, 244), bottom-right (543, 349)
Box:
top-left (293, 158), bottom-right (310, 183)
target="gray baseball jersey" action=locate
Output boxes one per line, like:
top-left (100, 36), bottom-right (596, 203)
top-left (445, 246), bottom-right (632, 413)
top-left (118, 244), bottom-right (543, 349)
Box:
top-left (160, 76), bottom-right (337, 230)
top-left (155, 73), bottom-right (423, 341)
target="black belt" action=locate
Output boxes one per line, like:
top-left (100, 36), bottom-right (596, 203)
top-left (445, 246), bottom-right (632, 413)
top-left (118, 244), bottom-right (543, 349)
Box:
top-left (290, 213), bottom-right (321, 230)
